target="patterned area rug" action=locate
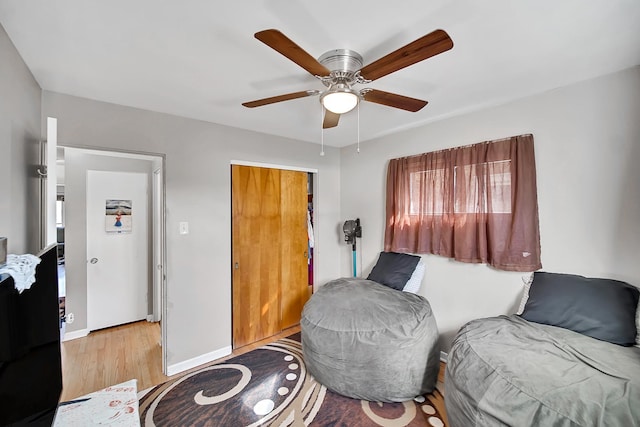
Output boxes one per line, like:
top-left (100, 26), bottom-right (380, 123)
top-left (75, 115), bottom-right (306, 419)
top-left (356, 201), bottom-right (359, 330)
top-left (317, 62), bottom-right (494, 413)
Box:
top-left (138, 334), bottom-right (447, 426)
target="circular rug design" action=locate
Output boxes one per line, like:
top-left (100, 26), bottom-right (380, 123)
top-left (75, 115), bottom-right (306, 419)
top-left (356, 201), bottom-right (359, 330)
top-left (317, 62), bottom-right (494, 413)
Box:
top-left (138, 334), bottom-right (447, 426)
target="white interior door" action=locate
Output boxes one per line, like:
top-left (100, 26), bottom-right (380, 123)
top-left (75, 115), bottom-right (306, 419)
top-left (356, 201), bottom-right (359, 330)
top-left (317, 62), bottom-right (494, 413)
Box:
top-left (45, 117), bottom-right (58, 248)
top-left (87, 170), bottom-right (148, 331)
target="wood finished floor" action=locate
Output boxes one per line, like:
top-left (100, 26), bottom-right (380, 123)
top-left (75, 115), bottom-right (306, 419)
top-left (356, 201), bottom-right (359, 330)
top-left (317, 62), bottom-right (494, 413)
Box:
top-left (60, 321), bottom-right (301, 401)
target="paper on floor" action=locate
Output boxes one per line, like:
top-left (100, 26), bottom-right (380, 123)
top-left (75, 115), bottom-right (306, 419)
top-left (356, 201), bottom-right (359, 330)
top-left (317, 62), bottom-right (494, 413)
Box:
top-left (54, 379), bottom-right (140, 426)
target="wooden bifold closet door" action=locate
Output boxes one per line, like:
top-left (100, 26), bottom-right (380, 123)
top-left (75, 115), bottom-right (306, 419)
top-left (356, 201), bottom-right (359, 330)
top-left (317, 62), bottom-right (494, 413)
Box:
top-left (231, 165), bottom-right (309, 349)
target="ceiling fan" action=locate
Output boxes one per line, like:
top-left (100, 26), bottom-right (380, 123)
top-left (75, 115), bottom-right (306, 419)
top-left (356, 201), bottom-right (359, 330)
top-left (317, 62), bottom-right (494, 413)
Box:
top-left (242, 29), bottom-right (454, 129)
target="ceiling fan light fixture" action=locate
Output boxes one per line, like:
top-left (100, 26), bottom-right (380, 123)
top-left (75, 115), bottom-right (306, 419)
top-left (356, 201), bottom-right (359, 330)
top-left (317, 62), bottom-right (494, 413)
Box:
top-left (320, 85), bottom-right (359, 114)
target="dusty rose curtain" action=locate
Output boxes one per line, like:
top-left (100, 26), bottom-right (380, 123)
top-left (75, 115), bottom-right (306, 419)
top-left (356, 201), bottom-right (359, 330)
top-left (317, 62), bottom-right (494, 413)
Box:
top-left (384, 134), bottom-right (541, 272)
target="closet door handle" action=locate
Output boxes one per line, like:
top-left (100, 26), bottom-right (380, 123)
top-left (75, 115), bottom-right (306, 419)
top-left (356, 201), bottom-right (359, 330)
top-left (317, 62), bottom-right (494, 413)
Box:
top-left (303, 251), bottom-right (308, 258)
top-left (234, 262), bottom-right (239, 269)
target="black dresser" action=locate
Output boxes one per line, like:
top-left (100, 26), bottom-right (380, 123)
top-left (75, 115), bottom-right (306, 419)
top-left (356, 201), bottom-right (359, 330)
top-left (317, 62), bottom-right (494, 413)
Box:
top-left (0, 244), bottom-right (62, 426)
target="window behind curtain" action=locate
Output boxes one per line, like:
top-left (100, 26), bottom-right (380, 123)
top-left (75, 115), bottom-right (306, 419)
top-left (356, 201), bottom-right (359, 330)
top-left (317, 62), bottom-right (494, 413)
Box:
top-left (384, 134), bottom-right (541, 272)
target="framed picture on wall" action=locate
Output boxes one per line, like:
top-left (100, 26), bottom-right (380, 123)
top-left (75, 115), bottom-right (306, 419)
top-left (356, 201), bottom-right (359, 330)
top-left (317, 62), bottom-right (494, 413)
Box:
top-left (105, 199), bottom-right (132, 233)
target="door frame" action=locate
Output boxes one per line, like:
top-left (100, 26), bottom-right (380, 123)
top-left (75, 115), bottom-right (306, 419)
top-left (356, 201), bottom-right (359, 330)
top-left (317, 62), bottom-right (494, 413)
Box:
top-left (229, 160), bottom-right (317, 349)
top-left (152, 167), bottom-right (164, 323)
top-left (51, 145), bottom-right (168, 374)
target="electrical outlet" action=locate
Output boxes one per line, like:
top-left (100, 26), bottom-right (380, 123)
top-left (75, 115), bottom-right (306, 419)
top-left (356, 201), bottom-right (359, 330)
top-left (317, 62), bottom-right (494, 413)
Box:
top-left (66, 312), bottom-right (74, 324)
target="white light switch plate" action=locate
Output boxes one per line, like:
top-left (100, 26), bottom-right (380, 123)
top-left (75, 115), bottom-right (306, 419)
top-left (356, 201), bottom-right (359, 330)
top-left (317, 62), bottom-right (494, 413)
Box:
top-left (179, 222), bottom-right (189, 235)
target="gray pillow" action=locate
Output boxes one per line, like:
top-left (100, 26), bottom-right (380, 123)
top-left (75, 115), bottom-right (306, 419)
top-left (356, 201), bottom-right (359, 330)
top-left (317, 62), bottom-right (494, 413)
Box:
top-left (520, 271), bottom-right (639, 346)
top-left (367, 252), bottom-right (420, 290)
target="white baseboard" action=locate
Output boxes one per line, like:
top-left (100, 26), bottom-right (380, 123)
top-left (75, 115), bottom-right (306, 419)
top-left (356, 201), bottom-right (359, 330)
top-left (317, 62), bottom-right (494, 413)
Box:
top-left (63, 328), bottom-right (89, 342)
top-left (167, 346), bottom-right (232, 376)
top-left (440, 351), bottom-right (448, 363)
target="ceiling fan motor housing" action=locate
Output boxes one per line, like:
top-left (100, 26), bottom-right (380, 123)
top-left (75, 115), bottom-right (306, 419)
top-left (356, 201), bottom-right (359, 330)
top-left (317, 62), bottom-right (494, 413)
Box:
top-left (318, 48), bottom-right (368, 110)
top-left (318, 49), bottom-right (363, 74)
top-left (317, 49), bottom-right (366, 112)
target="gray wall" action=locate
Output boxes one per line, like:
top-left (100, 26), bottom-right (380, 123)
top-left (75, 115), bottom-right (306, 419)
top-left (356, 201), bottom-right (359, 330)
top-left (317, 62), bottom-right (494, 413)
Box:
top-left (340, 66), bottom-right (640, 351)
top-left (0, 23), bottom-right (42, 253)
top-left (42, 91), bottom-right (343, 369)
top-left (63, 149), bottom-right (157, 332)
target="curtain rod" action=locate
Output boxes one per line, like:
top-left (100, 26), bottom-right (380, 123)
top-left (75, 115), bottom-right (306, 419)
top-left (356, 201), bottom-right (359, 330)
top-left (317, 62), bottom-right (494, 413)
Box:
top-left (391, 133), bottom-right (533, 161)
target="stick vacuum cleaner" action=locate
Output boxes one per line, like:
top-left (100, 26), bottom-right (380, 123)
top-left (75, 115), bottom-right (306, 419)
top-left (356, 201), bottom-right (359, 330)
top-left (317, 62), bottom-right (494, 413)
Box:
top-left (343, 219), bottom-right (362, 277)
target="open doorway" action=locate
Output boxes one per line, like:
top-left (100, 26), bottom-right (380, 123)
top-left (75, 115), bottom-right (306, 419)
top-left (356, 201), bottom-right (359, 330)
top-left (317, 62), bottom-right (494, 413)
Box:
top-left (53, 146), bottom-right (166, 373)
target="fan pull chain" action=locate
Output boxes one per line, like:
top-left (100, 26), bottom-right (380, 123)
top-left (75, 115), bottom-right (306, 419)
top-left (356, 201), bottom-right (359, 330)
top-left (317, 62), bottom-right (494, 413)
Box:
top-left (357, 102), bottom-right (360, 153)
top-left (320, 103), bottom-right (325, 156)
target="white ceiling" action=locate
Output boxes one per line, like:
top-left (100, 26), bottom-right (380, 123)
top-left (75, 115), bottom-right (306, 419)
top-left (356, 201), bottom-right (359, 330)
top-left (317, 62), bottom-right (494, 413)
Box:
top-left (1, 1), bottom-right (639, 147)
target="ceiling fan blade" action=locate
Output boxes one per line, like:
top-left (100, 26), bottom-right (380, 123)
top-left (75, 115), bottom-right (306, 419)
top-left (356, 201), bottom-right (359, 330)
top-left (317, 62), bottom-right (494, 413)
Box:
top-left (323, 110), bottom-right (340, 129)
top-left (255, 29), bottom-right (330, 77)
top-left (362, 89), bottom-right (428, 112)
top-left (359, 29), bottom-right (453, 81)
top-left (242, 90), bottom-right (319, 108)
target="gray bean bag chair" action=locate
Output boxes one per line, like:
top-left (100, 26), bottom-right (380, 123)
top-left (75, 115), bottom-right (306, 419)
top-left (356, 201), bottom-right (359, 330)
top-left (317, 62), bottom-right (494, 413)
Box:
top-left (301, 277), bottom-right (439, 402)
top-left (445, 315), bottom-right (640, 426)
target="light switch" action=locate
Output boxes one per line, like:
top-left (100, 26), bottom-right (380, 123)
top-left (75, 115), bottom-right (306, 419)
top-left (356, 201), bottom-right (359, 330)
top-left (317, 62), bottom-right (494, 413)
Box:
top-left (179, 222), bottom-right (189, 235)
